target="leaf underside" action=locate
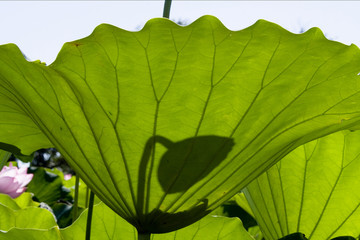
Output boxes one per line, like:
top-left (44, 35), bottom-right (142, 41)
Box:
top-left (244, 130), bottom-right (360, 239)
top-left (0, 15), bottom-right (360, 232)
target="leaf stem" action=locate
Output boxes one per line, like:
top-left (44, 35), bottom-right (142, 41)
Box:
top-left (85, 185), bottom-right (89, 208)
top-left (138, 232), bottom-right (151, 240)
top-left (162, 0), bottom-right (172, 18)
top-left (73, 173), bottom-right (80, 221)
top-left (85, 191), bottom-right (95, 240)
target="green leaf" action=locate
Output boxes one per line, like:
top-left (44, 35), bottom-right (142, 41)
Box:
top-left (234, 193), bottom-right (255, 219)
top-left (14, 207), bottom-right (57, 229)
top-left (51, 202), bottom-right (73, 228)
top-left (0, 193), bottom-right (38, 210)
top-left (244, 130), bottom-right (360, 239)
top-left (26, 167), bottom-right (72, 204)
top-left (1, 16), bottom-right (360, 233)
top-left (0, 205), bottom-right (57, 231)
top-left (60, 202), bottom-right (138, 240)
top-left (0, 193), bottom-right (21, 210)
top-left (25, 167), bottom-right (75, 227)
top-left (14, 152), bottom-right (34, 163)
top-left (0, 193), bottom-right (59, 239)
top-left (0, 204), bottom-right (15, 231)
top-left (0, 227), bottom-right (62, 240)
top-left (0, 150), bottom-right (11, 169)
top-left (13, 192), bottom-right (38, 208)
top-left (211, 194), bottom-right (257, 230)
top-left (247, 226), bottom-right (263, 240)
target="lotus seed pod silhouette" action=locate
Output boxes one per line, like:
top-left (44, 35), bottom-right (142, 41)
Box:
top-left (0, 163), bottom-right (33, 198)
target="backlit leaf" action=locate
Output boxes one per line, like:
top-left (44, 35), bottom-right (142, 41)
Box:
top-left (244, 130), bottom-right (360, 239)
top-left (0, 227), bottom-right (62, 240)
top-left (1, 16), bottom-right (360, 232)
top-left (0, 205), bottom-right (56, 231)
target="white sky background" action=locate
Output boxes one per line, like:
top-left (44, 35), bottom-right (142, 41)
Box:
top-left (0, 1), bottom-right (359, 64)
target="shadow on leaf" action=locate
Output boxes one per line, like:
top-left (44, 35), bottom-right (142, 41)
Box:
top-left (135, 135), bottom-right (234, 233)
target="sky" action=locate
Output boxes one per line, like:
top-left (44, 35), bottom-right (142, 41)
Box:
top-left (0, 1), bottom-right (359, 64)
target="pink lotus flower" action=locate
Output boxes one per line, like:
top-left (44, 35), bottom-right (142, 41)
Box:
top-left (0, 163), bottom-right (33, 198)
top-left (63, 173), bottom-right (72, 181)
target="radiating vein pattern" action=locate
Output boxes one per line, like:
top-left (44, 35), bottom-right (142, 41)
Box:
top-left (244, 131), bottom-right (360, 239)
top-left (0, 16), bottom-right (360, 233)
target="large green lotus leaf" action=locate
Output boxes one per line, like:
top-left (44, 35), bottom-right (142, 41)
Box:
top-left (243, 130), bottom-right (360, 239)
top-left (1, 16), bottom-right (360, 233)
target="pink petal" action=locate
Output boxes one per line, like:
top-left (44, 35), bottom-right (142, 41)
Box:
top-left (64, 174), bottom-right (72, 180)
top-left (18, 167), bottom-right (27, 174)
top-left (15, 187), bottom-right (26, 194)
top-left (15, 174), bottom-right (33, 188)
top-left (9, 187), bottom-right (25, 198)
top-left (0, 168), bottom-right (17, 178)
top-left (0, 164), bottom-right (33, 198)
top-left (0, 176), bottom-right (20, 194)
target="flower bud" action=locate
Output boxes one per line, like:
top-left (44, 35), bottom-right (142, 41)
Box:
top-left (0, 162), bottom-right (33, 198)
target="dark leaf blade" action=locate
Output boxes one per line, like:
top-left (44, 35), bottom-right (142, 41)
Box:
top-left (278, 232), bottom-right (308, 240)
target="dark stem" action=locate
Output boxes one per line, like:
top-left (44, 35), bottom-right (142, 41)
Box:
top-left (85, 186), bottom-right (89, 208)
top-left (138, 232), bottom-right (151, 240)
top-left (73, 173), bottom-right (80, 221)
top-left (163, 0), bottom-right (172, 18)
top-left (85, 191), bottom-right (95, 240)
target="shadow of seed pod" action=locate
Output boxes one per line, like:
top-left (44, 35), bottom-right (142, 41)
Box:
top-left (156, 135), bottom-right (235, 193)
